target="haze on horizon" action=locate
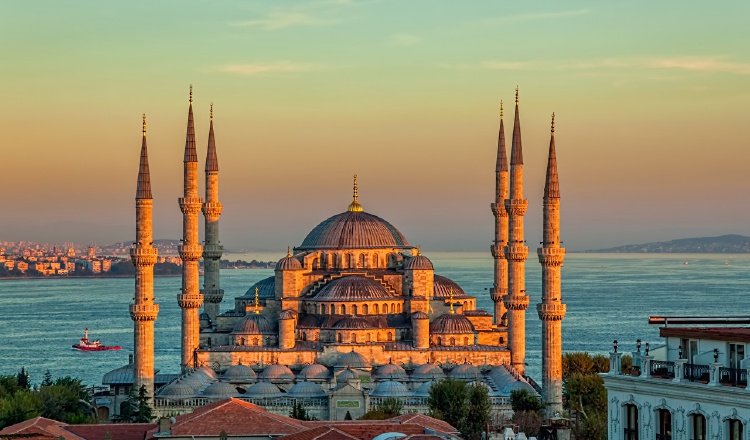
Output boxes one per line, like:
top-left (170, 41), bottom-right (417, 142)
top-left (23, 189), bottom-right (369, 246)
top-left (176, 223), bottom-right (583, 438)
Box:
top-left (1, 1), bottom-right (749, 253)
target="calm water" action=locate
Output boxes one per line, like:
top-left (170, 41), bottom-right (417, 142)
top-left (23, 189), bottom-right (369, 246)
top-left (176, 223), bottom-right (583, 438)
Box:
top-left (1, 253), bottom-right (748, 386)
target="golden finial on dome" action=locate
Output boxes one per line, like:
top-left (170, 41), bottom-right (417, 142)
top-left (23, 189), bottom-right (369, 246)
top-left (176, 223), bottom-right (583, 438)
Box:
top-left (416, 246), bottom-right (422, 256)
top-left (254, 287), bottom-right (259, 314)
top-left (449, 286), bottom-right (455, 314)
top-left (500, 100), bottom-right (503, 120)
top-left (551, 112), bottom-right (555, 134)
top-left (210, 102), bottom-right (213, 121)
top-left (515, 86), bottom-right (519, 105)
top-left (189, 84), bottom-right (193, 104)
top-left (287, 246), bottom-right (292, 258)
top-left (142, 114), bottom-right (146, 136)
top-left (347, 174), bottom-right (363, 212)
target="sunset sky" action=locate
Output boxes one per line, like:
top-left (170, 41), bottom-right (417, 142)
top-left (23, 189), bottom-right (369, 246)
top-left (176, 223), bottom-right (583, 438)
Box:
top-left (1, 1), bottom-right (749, 252)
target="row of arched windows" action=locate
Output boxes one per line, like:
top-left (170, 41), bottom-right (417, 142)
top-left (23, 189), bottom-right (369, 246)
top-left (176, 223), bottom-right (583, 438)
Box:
top-left (306, 302), bottom-right (403, 315)
top-left (309, 252), bottom-right (405, 271)
top-left (623, 404), bottom-right (743, 440)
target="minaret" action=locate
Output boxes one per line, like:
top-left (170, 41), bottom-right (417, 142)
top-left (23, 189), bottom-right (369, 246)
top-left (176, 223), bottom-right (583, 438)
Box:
top-left (201, 103), bottom-right (224, 325)
top-left (503, 88), bottom-right (530, 375)
top-left (490, 101), bottom-right (509, 326)
top-left (537, 113), bottom-right (566, 417)
top-left (178, 86), bottom-right (204, 371)
top-left (130, 115), bottom-right (159, 398)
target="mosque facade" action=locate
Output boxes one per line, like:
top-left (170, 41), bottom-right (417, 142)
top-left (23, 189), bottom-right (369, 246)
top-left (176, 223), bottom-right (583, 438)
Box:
top-left (100, 88), bottom-right (566, 422)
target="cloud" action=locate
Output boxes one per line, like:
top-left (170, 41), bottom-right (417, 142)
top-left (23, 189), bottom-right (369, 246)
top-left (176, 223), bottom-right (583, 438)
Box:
top-left (645, 57), bottom-right (750, 75)
top-left (389, 33), bottom-right (421, 46)
top-left (214, 62), bottom-right (330, 76)
top-left (230, 12), bottom-right (338, 30)
top-left (481, 9), bottom-right (590, 24)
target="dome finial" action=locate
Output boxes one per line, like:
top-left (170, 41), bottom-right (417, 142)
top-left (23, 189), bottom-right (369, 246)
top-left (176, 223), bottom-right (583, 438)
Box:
top-left (287, 246), bottom-right (291, 257)
top-left (500, 100), bottom-right (503, 120)
top-left (210, 102), bottom-right (213, 121)
top-left (189, 84), bottom-right (193, 104)
top-left (142, 114), bottom-right (146, 136)
top-left (515, 86), bottom-right (519, 105)
top-left (347, 174), bottom-right (363, 212)
top-left (254, 287), bottom-right (260, 314)
top-left (551, 112), bottom-right (555, 134)
top-left (449, 286), bottom-right (455, 314)
top-left (416, 246), bottom-right (422, 256)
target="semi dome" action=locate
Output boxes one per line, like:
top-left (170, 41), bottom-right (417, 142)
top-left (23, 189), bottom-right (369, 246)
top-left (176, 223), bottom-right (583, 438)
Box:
top-left (370, 380), bottom-right (410, 397)
top-left (336, 351), bottom-right (372, 369)
top-left (298, 211), bottom-right (409, 250)
top-left (374, 362), bottom-right (408, 380)
top-left (414, 380), bottom-right (435, 397)
top-left (433, 275), bottom-right (469, 298)
top-left (288, 381), bottom-right (327, 398)
top-left (299, 364), bottom-right (332, 382)
top-left (158, 379), bottom-right (196, 397)
top-left (202, 381), bottom-right (239, 397)
top-left (405, 254), bottom-right (433, 270)
top-left (245, 381), bottom-right (281, 398)
top-left (259, 364), bottom-right (295, 382)
top-left (412, 311), bottom-right (429, 320)
top-left (240, 276), bottom-right (275, 300)
top-left (315, 276), bottom-right (394, 301)
top-left (411, 363), bottom-right (446, 380)
top-left (232, 314), bottom-right (278, 335)
top-left (333, 316), bottom-right (375, 330)
top-left (450, 363), bottom-right (480, 379)
top-left (222, 363), bottom-right (257, 382)
top-left (337, 368), bottom-right (360, 382)
top-left (430, 314), bottom-right (475, 334)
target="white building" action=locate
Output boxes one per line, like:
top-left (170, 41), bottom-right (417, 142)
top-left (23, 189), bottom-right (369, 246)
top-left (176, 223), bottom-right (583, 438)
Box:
top-left (604, 318), bottom-right (750, 440)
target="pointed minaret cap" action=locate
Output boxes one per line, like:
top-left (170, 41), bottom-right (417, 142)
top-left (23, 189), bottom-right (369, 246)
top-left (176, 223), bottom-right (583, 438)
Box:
top-left (510, 86), bottom-right (523, 165)
top-left (544, 113), bottom-right (560, 198)
top-left (496, 100), bottom-right (508, 172)
top-left (205, 103), bottom-right (219, 172)
top-left (136, 114), bottom-right (153, 199)
top-left (347, 174), bottom-right (364, 212)
top-left (184, 85), bottom-right (198, 163)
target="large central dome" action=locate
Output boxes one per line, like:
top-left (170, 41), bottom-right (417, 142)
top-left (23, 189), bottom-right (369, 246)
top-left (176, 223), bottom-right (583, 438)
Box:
top-left (298, 211), bottom-right (410, 250)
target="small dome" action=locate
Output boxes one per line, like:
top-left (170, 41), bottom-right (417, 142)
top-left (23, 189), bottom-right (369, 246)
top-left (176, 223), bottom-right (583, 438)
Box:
top-left (240, 276), bottom-right (276, 300)
top-left (375, 362), bottom-right (408, 381)
top-left (288, 381), bottom-right (327, 398)
top-left (430, 314), bottom-right (475, 335)
top-left (279, 310), bottom-right (295, 320)
top-left (197, 366), bottom-right (218, 380)
top-left (337, 368), bottom-right (360, 382)
top-left (450, 363), bottom-right (480, 379)
top-left (411, 363), bottom-right (446, 380)
top-left (412, 311), bottom-right (429, 320)
top-left (370, 380), bottom-right (410, 397)
top-left (158, 379), bottom-right (197, 397)
top-left (102, 363), bottom-right (134, 385)
top-left (405, 254), bottom-right (433, 270)
top-left (333, 316), bottom-right (375, 330)
top-left (336, 351), bottom-right (372, 369)
top-left (276, 253), bottom-right (303, 271)
top-left (433, 275), bottom-right (468, 298)
top-left (199, 312), bottom-right (211, 321)
top-left (414, 381), bottom-right (435, 397)
top-left (299, 364), bottom-right (332, 382)
top-left (315, 276), bottom-right (394, 301)
top-left (259, 364), bottom-right (295, 382)
top-left (178, 375), bottom-right (205, 391)
top-left (298, 211), bottom-right (410, 250)
top-left (202, 381), bottom-right (239, 398)
top-left (222, 363), bottom-right (257, 382)
top-left (232, 314), bottom-right (278, 335)
top-left (245, 381), bottom-right (281, 398)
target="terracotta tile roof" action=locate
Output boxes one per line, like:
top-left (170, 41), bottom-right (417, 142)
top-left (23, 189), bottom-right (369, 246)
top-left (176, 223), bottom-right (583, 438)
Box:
top-left (146, 398), bottom-right (305, 438)
top-left (388, 414), bottom-right (457, 434)
top-left (0, 417), bottom-right (80, 440)
top-left (299, 416), bottom-right (457, 440)
top-left (62, 423), bottom-right (156, 440)
top-left (277, 426), bottom-right (359, 440)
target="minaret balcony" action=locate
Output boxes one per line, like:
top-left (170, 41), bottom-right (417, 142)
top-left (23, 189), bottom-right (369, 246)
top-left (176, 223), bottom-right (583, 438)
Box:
top-left (177, 292), bottom-right (204, 309)
top-left (490, 243), bottom-right (507, 258)
top-left (130, 303), bottom-right (159, 321)
top-left (130, 247), bottom-right (158, 266)
top-left (504, 294), bottom-right (530, 310)
top-left (202, 202), bottom-right (223, 220)
top-left (536, 303), bottom-right (566, 321)
top-left (537, 247), bottom-right (566, 266)
top-left (490, 287), bottom-right (507, 302)
top-left (504, 245), bottom-right (528, 261)
top-left (179, 197), bottom-right (203, 213)
top-left (504, 199), bottom-right (528, 216)
top-left (202, 244), bottom-right (224, 259)
top-left (201, 288), bottom-right (224, 304)
top-left (178, 244), bottom-right (203, 261)
top-left (490, 202), bottom-right (508, 217)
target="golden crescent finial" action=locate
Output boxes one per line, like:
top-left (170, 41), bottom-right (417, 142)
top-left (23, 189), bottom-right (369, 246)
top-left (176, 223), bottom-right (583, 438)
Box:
top-left (551, 112), bottom-right (555, 134)
top-left (515, 86), bottom-right (519, 105)
top-left (189, 85), bottom-right (193, 104)
top-left (416, 246), bottom-right (421, 256)
top-left (287, 246), bottom-right (291, 258)
top-left (347, 174), bottom-right (363, 212)
top-left (142, 114), bottom-right (146, 136)
top-left (500, 100), bottom-right (503, 120)
top-left (254, 287), bottom-right (259, 314)
top-left (210, 102), bottom-right (213, 121)
top-left (449, 286), bottom-right (455, 314)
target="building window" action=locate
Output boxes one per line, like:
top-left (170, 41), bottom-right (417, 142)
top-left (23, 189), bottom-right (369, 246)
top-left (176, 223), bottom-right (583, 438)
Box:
top-left (351, 333), bottom-right (357, 343)
top-left (463, 337), bottom-right (469, 345)
top-left (366, 333), bottom-right (371, 342)
top-left (624, 404), bottom-right (638, 440)
top-left (689, 414), bottom-right (706, 440)
top-left (359, 253), bottom-right (366, 268)
top-left (302, 332), bottom-right (307, 341)
top-left (363, 304), bottom-right (368, 314)
top-left (728, 419), bottom-right (743, 440)
top-left (338, 333), bottom-right (343, 343)
top-left (387, 332), bottom-right (393, 342)
top-left (437, 337), bottom-right (442, 346)
top-left (341, 305), bottom-right (346, 315)
top-left (372, 254), bottom-right (379, 268)
top-left (312, 258), bottom-right (319, 270)
top-left (450, 337), bottom-right (456, 346)
top-left (352, 304), bottom-right (358, 315)
top-left (374, 304), bottom-right (379, 314)
top-left (657, 409), bottom-right (672, 440)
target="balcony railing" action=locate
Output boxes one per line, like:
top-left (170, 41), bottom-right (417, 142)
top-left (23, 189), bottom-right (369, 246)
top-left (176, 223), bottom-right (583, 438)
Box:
top-left (719, 367), bottom-right (747, 387)
top-left (650, 360), bottom-right (675, 379)
top-left (684, 363), bottom-right (710, 382)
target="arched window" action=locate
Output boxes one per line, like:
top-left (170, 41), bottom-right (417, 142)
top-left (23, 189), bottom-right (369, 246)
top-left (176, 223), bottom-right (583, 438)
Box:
top-left (450, 337), bottom-right (456, 346)
top-left (624, 404), bottom-right (638, 440)
top-left (348, 253), bottom-right (355, 268)
top-left (464, 301), bottom-right (468, 309)
top-left (332, 254), bottom-right (338, 269)
top-left (374, 304), bottom-right (379, 314)
top-left (372, 254), bottom-right (379, 268)
top-left (437, 337), bottom-right (442, 345)
top-left (359, 253), bottom-right (366, 268)
top-left (689, 414), bottom-right (706, 440)
top-left (390, 303), bottom-right (395, 313)
top-left (341, 304), bottom-right (347, 315)
top-left (363, 304), bottom-right (368, 314)
top-left (351, 333), bottom-right (357, 343)
top-left (337, 333), bottom-right (343, 343)
top-left (387, 332), bottom-right (393, 342)
top-left (312, 258), bottom-right (320, 270)
top-left (657, 409), bottom-right (671, 440)
top-left (366, 333), bottom-right (372, 342)
top-left (728, 419), bottom-right (743, 440)
top-left (302, 332), bottom-right (307, 341)
top-left (464, 337), bottom-right (469, 345)
top-left (253, 338), bottom-right (258, 346)
top-left (383, 303), bottom-right (388, 314)
top-left (377, 333), bottom-right (382, 342)
top-left (240, 337), bottom-right (245, 346)
top-left (352, 304), bottom-right (358, 315)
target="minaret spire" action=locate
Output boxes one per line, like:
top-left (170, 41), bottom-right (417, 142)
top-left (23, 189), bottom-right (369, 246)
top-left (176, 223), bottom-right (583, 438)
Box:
top-left (504, 87), bottom-right (530, 375)
top-left (201, 102), bottom-right (224, 326)
top-left (490, 99), bottom-right (509, 326)
top-left (538, 112), bottom-right (566, 417)
top-left (178, 86), bottom-right (204, 371)
top-left (130, 114), bottom-right (159, 400)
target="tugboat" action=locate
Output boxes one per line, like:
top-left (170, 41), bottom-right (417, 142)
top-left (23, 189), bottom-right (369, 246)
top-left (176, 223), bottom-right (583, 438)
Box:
top-left (72, 328), bottom-right (121, 351)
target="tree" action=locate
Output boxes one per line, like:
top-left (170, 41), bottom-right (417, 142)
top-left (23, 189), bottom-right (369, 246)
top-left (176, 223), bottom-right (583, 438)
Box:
top-left (41, 371), bottom-right (53, 387)
top-left (40, 376), bottom-right (94, 424)
top-left (376, 397), bottom-right (402, 418)
top-left (115, 386), bottom-right (153, 423)
top-left (510, 389), bottom-right (543, 413)
top-left (428, 378), bottom-right (467, 429)
top-left (290, 401), bottom-right (315, 421)
top-left (562, 352), bottom-right (609, 440)
top-left (16, 368), bottom-right (29, 390)
top-left (0, 390), bottom-right (42, 428)
top-left (462, 384), bottom-right (491, 440)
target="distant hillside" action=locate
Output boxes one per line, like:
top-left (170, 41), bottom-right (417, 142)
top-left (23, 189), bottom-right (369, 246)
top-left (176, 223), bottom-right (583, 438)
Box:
top-left (585, 234), bottom-right (750, 253)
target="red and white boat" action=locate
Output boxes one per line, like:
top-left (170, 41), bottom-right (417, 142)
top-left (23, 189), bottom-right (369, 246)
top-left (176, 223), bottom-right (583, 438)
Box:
top-left (72, 328), bottom-right (121, 351)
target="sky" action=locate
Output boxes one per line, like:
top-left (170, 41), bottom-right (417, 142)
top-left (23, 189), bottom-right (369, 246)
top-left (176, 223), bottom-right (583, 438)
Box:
top-left (1, 1), bottom-right (749, 252)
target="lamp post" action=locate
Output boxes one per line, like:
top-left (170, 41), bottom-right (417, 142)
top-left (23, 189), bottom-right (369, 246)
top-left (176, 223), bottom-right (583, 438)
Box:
top-left (636, 339), bottom-right (642, 354)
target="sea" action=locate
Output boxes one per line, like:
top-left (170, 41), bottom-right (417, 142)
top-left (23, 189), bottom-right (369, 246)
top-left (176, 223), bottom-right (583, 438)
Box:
top-left (1, 252), bottom-right (748, 388)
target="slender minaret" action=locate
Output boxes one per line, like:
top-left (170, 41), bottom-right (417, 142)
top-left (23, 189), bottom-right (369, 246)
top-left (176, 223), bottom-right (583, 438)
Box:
top-left (201, 103), bottom-right (224, 324)
top-left (504, 88), bottom-right (530, 375)
top-left (490, 101), bottom-right (509, 326)
top-left (130, 115), bottom-right (159, 398)
top-left (178, 86), bottom-right (204, 371)
top-left (538, 113), bottom-right (566, 417)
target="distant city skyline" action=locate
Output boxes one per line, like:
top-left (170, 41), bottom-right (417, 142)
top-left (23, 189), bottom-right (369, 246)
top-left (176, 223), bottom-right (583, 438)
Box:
top-left (1, 1), bottom-right (749, 252)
